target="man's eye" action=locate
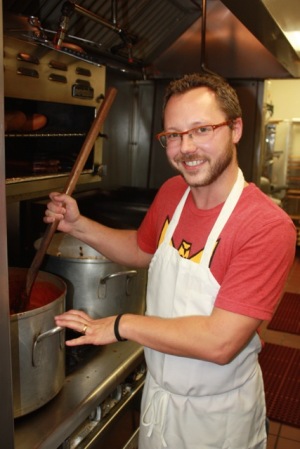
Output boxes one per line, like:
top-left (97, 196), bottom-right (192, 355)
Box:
top-left (195, 126), bottom-right (210, 134)
top-left (167, 133), bottom-right (180, 140)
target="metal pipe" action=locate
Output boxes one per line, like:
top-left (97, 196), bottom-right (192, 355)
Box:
top-left (73, 2), bottom-right (135, 62)
top-left (200, 0), bottom-right (216, 75)
top-left (200, 0), bottom-right (207, 71)
top-left (53, 1), bottom-right (136, 62)
top-left (53, 1), bottom-right (74, 49)
top-left (111, 0), bottom-right (118, 26)
top-left (73, 3), bottom-right (122, 34)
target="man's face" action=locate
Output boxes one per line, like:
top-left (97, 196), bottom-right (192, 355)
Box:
top-left (163, 87), bottom-right (242, 188)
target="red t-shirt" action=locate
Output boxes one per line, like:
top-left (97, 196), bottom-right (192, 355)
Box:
top-left (137, 175), bottom-right (296, 321)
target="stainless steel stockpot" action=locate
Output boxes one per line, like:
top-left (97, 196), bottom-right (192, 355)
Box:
top-left (9, 267), bottom-right (66, 418)
top-left (35, 233), bottom-right (147, 319)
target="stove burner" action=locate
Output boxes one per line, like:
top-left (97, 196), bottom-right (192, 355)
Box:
top-left (65, 329), bottom-right (101, 375)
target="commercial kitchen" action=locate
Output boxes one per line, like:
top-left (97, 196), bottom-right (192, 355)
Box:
top-left (1, 1), bottom-right (300, 448)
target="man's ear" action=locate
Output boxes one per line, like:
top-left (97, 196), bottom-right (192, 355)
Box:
top-left (232, 118), bottom-right (243, 144)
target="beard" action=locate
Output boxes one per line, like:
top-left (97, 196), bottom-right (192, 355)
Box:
top-left (172, 142), bottom-right (234, 188)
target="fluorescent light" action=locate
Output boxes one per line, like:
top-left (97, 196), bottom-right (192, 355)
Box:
top-left (284, 31), bottom-right (300, 53)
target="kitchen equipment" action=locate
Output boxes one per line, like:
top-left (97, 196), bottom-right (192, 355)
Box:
top-left (14, 341), bottom-right (145, 449)
top-left (35, 233), bottom-right (147, 319)
top-left (4, 22), bottom-right (107, 201)
top-left (20, 87), bottom-right (117, 314)
top-left (9, 267), bottom-right (66, 418)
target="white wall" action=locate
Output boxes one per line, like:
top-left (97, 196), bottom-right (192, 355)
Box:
top-left (264, 79), bottom-right (300, 160)
top-left (264, 79), bottom-right (300, 121)
top-left (262, 79), bottom-right (300, 190)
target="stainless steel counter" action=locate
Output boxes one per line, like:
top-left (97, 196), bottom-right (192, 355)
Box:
top-left (14, 341), bottom-right (144, 449)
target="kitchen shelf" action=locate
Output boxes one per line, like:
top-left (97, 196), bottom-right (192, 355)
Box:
top-left (287, 157), bottom-right (300, 188)
top-left (283, 188), bottom-right (300, 246)
top-left (291, 216), bottom-right (300, 246)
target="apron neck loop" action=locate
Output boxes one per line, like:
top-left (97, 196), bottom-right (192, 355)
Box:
top-left (162, 168), bottom-right (245, 268)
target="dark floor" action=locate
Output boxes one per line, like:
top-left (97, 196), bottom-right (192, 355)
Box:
top-left (259, 248), bottom-right (300, 449)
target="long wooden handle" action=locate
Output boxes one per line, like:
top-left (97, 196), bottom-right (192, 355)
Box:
top-left (25, 87), bottom-right (117, 297)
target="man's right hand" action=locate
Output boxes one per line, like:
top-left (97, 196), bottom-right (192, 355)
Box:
top-left (44, 192), bottom-right (81, 234)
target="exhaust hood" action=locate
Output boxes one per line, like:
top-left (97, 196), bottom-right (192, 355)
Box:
top-left (263, 0), bottom-right (300, 57)
top-left (221, 0), bottom-right (300, 78)
top-left (3, 0), bottom-right (300, 79)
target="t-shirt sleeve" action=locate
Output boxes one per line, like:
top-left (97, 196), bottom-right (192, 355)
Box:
top-left (215, 217), bottom-right (296, 321)
top-left (137, 200), bottom-right (158, 254)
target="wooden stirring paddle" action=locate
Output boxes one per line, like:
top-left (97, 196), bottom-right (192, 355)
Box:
top-left (14, 87), bottom-right (117, 313)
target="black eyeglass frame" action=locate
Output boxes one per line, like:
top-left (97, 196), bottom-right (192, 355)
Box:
top-left (156, 120), bottom-right (233, 148)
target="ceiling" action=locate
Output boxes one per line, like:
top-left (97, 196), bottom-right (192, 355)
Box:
top-left (3, 0), bottom-right (300, 79)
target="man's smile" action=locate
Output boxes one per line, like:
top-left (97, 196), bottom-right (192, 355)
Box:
top-left (184, 159), bottom-right (205, 167)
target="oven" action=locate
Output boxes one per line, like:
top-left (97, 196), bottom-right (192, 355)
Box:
top-left (4, 16), bottom-right (106, 201)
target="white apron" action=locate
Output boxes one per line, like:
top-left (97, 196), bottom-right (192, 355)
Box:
top-left (139, 169), bottom-right (267, 449)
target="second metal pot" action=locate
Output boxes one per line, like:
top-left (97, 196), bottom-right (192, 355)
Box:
top-left (35, 233), bottom-right (147, 319)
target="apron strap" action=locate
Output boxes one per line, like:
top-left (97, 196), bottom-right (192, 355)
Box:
top-left (164, 186), bottom-right (190, 244)
top-left (201, 168), bottom-right (245, 266)
top-left (141, 389), bottom-right (170, 447)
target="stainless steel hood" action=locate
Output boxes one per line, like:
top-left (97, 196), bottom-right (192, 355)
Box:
top-left (3, 0), bottom-right (300, 79)
top-left (154, 0), bottom-right (300, 79)
top-left (221, 0), bottom-right (300, 78)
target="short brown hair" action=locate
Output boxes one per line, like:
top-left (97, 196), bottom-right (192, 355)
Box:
top-left (163, 73), bottom-right (242, 121)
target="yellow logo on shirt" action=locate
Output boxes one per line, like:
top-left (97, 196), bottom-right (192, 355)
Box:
top-left (158, 218), bottom-right (219, 264)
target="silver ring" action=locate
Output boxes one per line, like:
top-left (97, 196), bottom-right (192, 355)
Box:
top-left (82, 324), bottom-right (88, 335)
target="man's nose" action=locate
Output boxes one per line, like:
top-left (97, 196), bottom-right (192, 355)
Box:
top-left (180, 133), bottom-right (196, 153)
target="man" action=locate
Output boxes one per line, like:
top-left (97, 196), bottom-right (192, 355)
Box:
top-left (45, 73), bottom-right (296, 449)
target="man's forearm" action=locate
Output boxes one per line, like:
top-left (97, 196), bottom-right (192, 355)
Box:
top-left (70, 215), bottom-right (151, 267)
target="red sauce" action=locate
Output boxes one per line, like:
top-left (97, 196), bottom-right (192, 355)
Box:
top-left (9, 271), bottom-right (63, 315)
top-left (27, 281), bottom-right (63, 311)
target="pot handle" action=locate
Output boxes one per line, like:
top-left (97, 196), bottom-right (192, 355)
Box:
top-left (32, 326), bottom-right (64, 367)
top-left (98, 270), bottom-right (137, 299)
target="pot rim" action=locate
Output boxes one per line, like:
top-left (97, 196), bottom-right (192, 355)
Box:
top-left (34, 234), bottom-right (109, 261)
top-left (46, 255), bottom-right (114, 263)
top-left (10, 293), bottom-right (66, 321)
top-left (9, 268), bottom-right (66, 321)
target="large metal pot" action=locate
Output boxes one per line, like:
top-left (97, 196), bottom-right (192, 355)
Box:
top-left (9, 268), bottom-right (66, 418)
top-left (35, 233), bottom-right (147, 319)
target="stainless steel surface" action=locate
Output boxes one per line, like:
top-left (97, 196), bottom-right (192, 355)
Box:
top-left (14, 341), bottom-right (144, 449)
top-left (35, 233), bottom-right (108, 259)
top-left (3, 0), bottom-right (300, 78)
top-left (35, 234), bottom-right (147, 319)
top-left (221, 0), bottom-right (300, 77)
top-left (10, 269), bottom-right (66, 418)
top-left (5, 173), bottom-right (104, 203)
top-left (153, 0), bottom-right (295, 79)
top-left (4, 33), bottom-right (106, 106)
top-left (263, 0), bottom-right (300, 61)
top-left (123, 428), bottom-right (139, 449)
top-left (66, 377), bottom-right (143, 448)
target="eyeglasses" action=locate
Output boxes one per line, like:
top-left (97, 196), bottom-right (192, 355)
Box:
top-left (156, 120), bottom-right (233, 149)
